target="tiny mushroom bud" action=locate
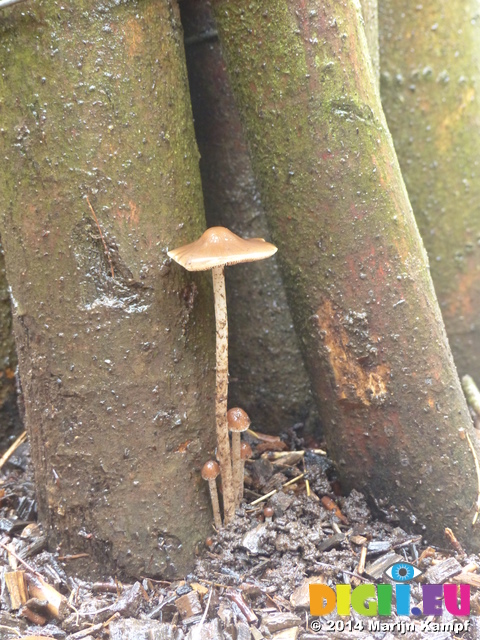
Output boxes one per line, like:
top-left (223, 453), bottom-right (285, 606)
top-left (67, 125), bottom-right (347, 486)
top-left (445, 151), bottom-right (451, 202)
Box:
top-left (263, 506), bottom-right (274, 523)
top-left (168, 227), bottom-right (277, 523)
top-left (238, 441), bottom-right (253, 503)
top-left (201, 460), bottom-right (222, 529)
top-left (227, 407), bottom-right (251, 507)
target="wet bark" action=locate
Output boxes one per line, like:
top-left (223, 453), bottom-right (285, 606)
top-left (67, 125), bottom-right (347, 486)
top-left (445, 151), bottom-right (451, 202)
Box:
top-left (0, 240), bottom-right (21, 445)
top-left (180, 0), bottom-right (319, 435)
top-left (379, 1), bottom-right (480, 385)
top-left (211, 0), bottom-right (480, 549)
top-left (0, 0), bottom-right (216, 578)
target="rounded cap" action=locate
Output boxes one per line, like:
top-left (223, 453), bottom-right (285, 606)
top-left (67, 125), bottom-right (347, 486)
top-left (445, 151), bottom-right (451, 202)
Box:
top-left (167, 227), bottom-right (277, 272)
top-left (263, 506), bottom-right (274, 518)
top-left (240, 442), bottom-right (253, 460)
top-left (201, 460), bottom-right (220, 480)
top-left (227, 407), bottom-right (251, 433)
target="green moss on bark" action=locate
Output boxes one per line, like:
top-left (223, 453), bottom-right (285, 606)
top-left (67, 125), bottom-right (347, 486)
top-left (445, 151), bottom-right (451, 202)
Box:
top-left (380, 0), bottom-right (480, 383)
top-left (0, 0), bottom-right (215, 578)
top-left (212, 0), bottom-right (478, 550)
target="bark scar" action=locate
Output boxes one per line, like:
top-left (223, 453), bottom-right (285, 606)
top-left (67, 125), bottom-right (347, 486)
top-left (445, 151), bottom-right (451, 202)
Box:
top-left (316, 299), bottom-right (389, 406)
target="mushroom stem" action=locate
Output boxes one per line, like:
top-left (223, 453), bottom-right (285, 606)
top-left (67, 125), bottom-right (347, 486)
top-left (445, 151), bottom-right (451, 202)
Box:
top-left (238, 442), bottom-right (252, 505)
top-left (238, 460), bottom-right (246, 503)
top-left (231, 431), bottom-right (242, 507)
top-left (208, 479), bottom-right (223, 529)
top-left (211, 265), bottom-right (235, 523)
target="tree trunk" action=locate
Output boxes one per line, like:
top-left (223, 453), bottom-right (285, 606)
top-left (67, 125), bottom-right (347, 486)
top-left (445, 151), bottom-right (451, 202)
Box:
top-left (0, 240), bottom-right (21, 445)
top-left (0, 0), bottom-right (215, 578)
top-left (359, 0), bottom-right (379, 87)
top-left (179, 0), bottom-right (319, 435)
top-left (379, 1), bottom-right (480, 384)
top-left (211, 0), bottom-right (480, 549)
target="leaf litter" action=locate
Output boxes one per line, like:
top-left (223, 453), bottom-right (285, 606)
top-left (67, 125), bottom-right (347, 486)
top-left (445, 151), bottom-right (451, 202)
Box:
top-left (0, 430), bottom-right (479, 639)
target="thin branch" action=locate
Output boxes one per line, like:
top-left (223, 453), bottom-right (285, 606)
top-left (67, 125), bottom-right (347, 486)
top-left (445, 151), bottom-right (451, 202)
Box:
top-left (249, 473), bottom-right (305, 506)
top-left (0, 540), bottom-right (41, 576)
top-left (0, 431), bottom-right (27, 471)
top-left (86, 196), bottom-right (114, 279)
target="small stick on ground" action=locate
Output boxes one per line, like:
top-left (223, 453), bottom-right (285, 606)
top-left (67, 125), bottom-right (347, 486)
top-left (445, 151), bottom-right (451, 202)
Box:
top-left (0, 541), bottom-right (40, 576)
top-left (86, 196), bottom-right (114, 279)
top-left (249, 473), bottom-right (305, 506)
top-left (0, 431), bottom-right (27, 471)
top-left (356, 545), bottom-right (367, 575)
top-left (465, 431), bottom-right (480, 525)
top-left (57, 553), bottom-right (90, 561)
top-left (303, 458), bottom-right (310, 497)
top-left (445, 527), bottom-right (465, 555)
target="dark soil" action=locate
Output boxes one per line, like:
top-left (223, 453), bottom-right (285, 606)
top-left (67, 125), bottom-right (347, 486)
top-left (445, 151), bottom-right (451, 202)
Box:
top-left (0, 433), bottom-right (479, 640)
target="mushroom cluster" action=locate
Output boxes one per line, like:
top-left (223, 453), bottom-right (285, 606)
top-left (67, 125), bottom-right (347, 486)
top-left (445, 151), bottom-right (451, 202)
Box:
top-left (168, 227), bottom-right (277, 525)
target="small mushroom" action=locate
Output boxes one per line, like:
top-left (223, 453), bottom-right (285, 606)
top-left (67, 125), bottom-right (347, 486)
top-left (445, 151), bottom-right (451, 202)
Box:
top-left (238, 441), bottom-right (253, 503)
top-left (227, 407), bottom-right (251, 506)
top-left (263, 506), bottom-right (274, 523)
top-left (201, 460), bottom-right (222, 529)
top-left (168, 227), bottom-right (277, 523)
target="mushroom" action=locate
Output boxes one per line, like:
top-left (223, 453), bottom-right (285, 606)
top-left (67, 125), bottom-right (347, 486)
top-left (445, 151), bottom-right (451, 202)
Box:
top-left (168, 227), bottom-right (277, 523)
top-left (227, 407), bottom-right (251, 506)
top-left (238, 441), bottom-right (252, 503)
top-left (263, 506), bottom-right (274, 523)
top-left (201, 460), bottom-right (222, 529)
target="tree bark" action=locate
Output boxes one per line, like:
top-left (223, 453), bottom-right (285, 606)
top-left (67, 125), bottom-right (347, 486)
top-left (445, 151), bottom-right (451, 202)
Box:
top-left (379, 1), bottom-right (480, 385)
top-left (180, 0), bottom-right (319, 435)
top-left (0, 0), bottom-right (215, 578)
top-left (359, 0), bottom-right (379, 87)
top-left (211, 0), bottom-right (480, 549)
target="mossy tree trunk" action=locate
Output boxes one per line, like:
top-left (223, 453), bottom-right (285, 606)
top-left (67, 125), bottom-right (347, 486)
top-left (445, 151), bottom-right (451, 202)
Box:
top-left (179, 0), bottom-right (319, 435)
top-left (379, 1), bottom-right (480, 385)
top-left (0, 0), bottom-right (215, 578)
top-left (212, 0), bottom-right (480, 549)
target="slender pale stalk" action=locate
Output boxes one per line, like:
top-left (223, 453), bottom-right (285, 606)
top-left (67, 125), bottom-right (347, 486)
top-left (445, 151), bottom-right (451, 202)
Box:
top-left (211, 265), bottom-right (235, 523)
top-left (238, 442), bottom-right (252, 504)
top-left (207, 479), bottom-right (222, 529)
top-left (231, 431), bottom-right (242, 507)
top-left (238, 458), bottom-right (246, 504)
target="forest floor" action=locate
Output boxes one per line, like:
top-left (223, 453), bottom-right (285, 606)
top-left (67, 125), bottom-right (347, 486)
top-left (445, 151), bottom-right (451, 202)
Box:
top-left (0, 429), bottom-right (479, 640)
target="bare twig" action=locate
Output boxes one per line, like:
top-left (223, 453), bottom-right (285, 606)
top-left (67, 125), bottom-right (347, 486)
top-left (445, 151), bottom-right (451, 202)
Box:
top-left (57, 553), bottom-right (90, 561)
top-left (465, 431), bottom-right (480, 524)
top-left (303, 458), bottom-right (310, 497)
top-left (0, 541), bottom-right (40, 576)
top-left (0, 431), bottom-right (27, 471)
top-left (249, 473), bottom-right (305, 506)
top-left (86, 196), bottom-right (114, 279)
top-left (356, 545), bottom-right (367, 575)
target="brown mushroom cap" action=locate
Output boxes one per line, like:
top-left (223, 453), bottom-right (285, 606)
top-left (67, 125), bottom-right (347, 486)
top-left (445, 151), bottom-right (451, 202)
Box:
top-left (263, 506), bottom-right (274, 518)
top-left (227, 407), bottom-right (251, 433)
top-left (167, 227), bottom-right (278, 272)
top-left (240, 442), bottom-right (253, 460)
top-left (201, 460), bottom-right (220, 480)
